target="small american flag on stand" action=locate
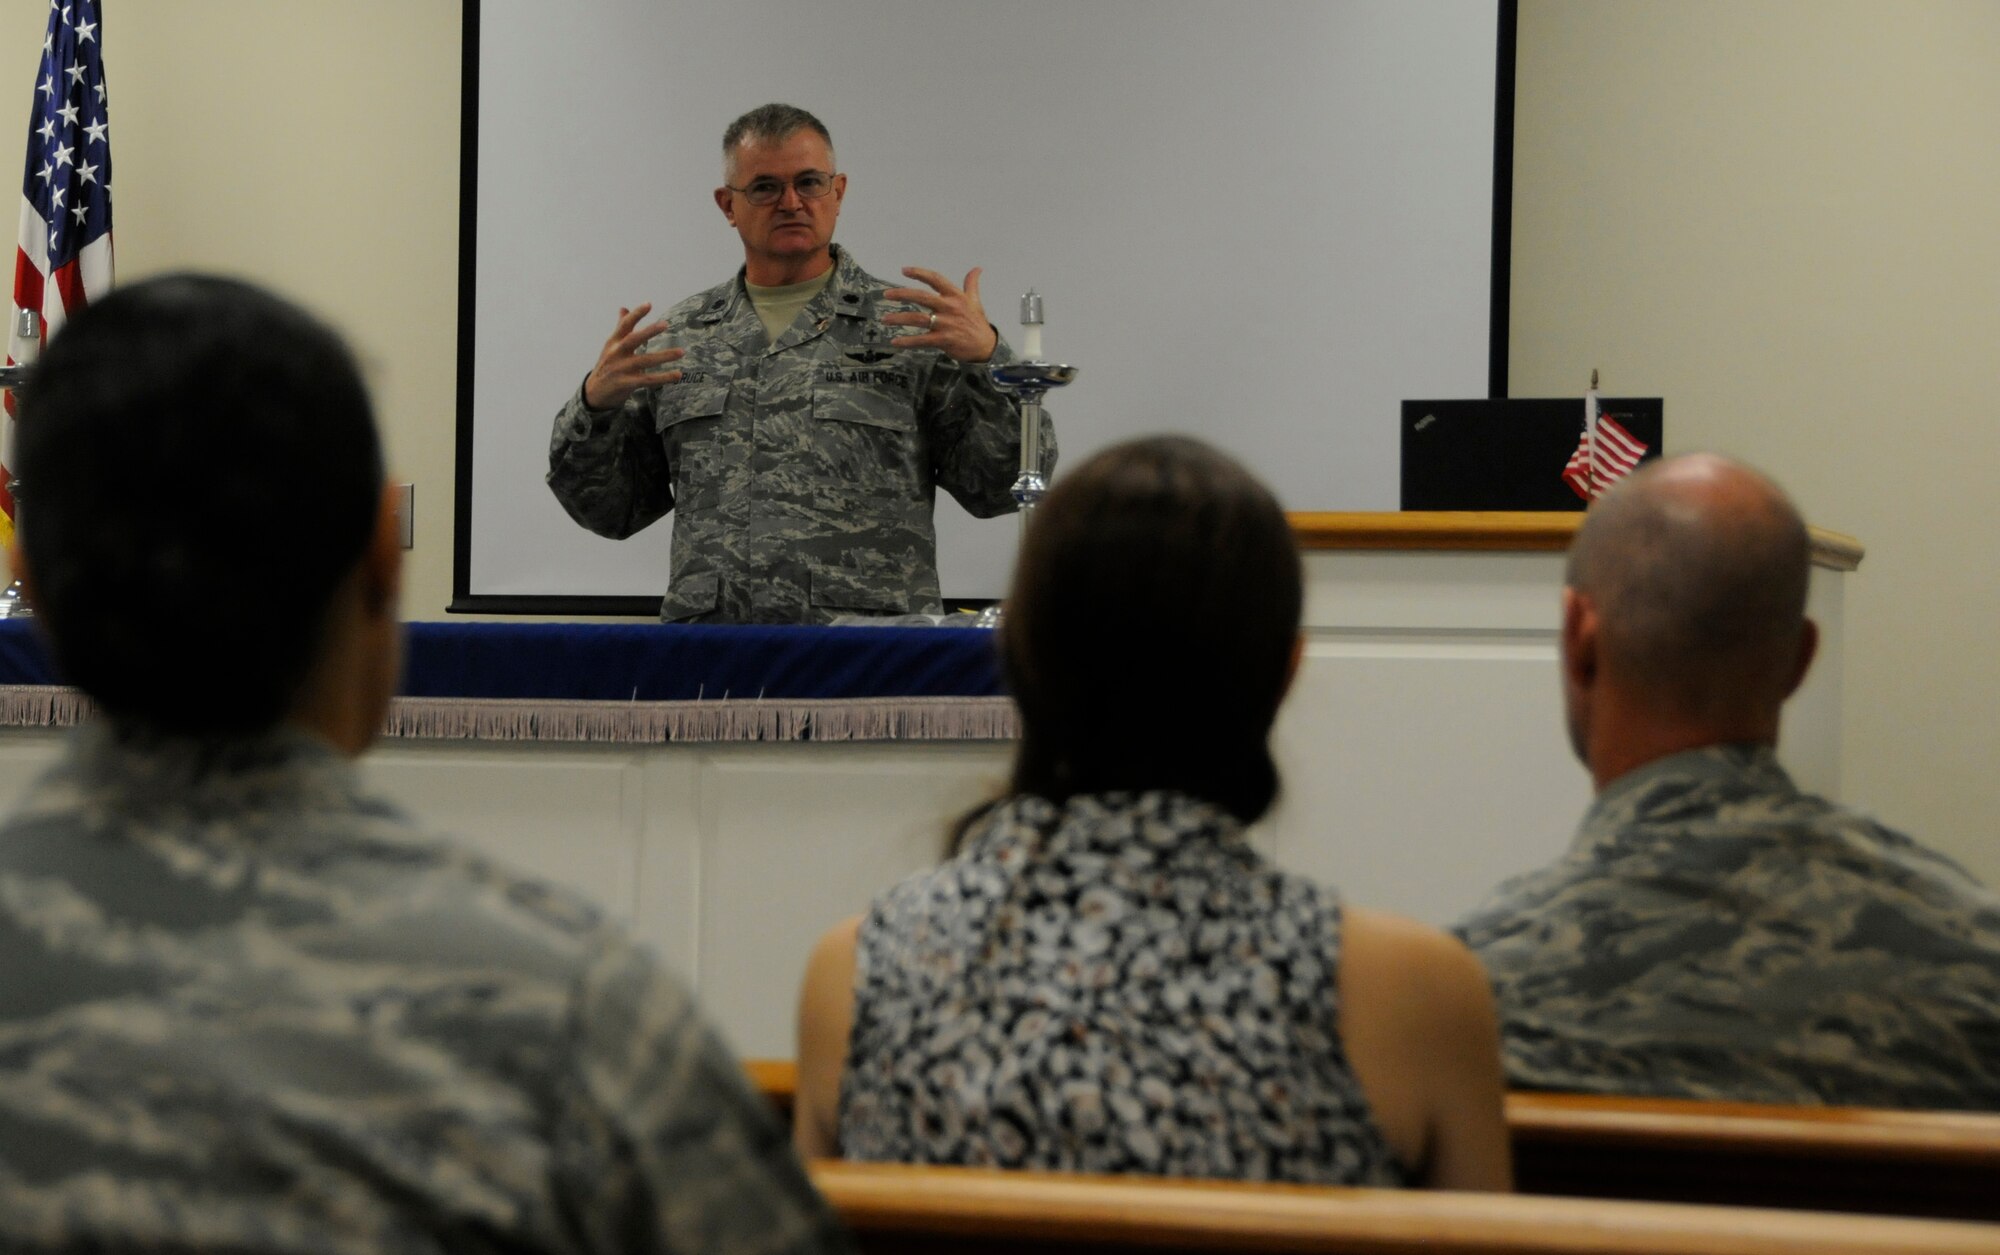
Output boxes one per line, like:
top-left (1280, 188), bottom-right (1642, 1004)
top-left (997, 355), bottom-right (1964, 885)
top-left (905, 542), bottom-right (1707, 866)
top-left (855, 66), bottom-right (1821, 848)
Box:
top-left (5, 0), bottom-right (113, 544)
top-left (1562, 378), bottom-right (1648, 501)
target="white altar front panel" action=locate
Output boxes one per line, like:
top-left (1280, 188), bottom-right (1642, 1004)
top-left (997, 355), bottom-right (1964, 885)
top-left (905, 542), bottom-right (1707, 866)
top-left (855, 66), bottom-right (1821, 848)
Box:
top-left (369, 549), bottom-right (1846, 1056)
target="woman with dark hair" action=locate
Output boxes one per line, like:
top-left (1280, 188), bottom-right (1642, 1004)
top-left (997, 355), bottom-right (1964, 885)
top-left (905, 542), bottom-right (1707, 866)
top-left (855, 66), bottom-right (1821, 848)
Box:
top-left (794, 436), bottom-right (1510, 1189)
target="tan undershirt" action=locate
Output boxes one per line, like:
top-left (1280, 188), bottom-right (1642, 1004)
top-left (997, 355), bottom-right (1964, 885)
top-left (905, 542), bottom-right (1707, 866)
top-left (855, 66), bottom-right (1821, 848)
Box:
top-left (746, 270), bottom-right (834, 344)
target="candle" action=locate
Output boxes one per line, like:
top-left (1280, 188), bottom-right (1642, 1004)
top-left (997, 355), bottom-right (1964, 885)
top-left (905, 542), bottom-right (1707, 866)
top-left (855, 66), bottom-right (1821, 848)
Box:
top-left (1020, 289), bottom-right (1044, 361)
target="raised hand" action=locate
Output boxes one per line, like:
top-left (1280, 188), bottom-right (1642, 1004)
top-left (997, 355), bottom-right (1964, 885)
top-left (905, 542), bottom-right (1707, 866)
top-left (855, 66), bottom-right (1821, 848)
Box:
top-left (583, 303), bottom-right (686, 410)
top-left (880, 267), bottom-right (1000, 363)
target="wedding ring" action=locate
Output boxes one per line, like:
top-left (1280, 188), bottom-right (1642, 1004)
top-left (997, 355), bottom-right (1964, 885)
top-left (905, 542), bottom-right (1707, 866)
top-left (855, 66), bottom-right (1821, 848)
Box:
top-left (928, 313), bottom-right (938, 331)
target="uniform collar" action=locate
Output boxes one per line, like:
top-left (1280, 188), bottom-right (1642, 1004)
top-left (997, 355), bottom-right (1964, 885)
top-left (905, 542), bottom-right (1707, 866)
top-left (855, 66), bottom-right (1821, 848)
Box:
top-left (821, 245), bottom-right (876, 321)
top-left (1577, 742), bottom-right (1792, 844)
top-left (58, 717), bottom-right (360, 815)
top-left (696, 245), bottom-right (874, 328)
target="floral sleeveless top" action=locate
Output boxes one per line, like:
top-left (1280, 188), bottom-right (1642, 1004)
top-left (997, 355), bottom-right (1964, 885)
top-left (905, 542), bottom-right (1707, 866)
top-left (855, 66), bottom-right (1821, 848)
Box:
top-left (839, 791), bottom-right (1407, 1184)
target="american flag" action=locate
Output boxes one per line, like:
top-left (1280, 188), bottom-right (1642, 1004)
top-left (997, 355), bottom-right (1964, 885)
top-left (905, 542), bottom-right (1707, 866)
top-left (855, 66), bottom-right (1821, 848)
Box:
top-left (5, 0), bottom-right (113, 541)
top-left (1562, 394), bottom-right (1648, 501)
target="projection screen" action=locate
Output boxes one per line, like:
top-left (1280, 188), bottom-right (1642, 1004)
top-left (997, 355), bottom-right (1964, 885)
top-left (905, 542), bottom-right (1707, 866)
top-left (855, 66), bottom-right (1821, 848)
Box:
top-left (454, 0), bottom-right (1513, 613)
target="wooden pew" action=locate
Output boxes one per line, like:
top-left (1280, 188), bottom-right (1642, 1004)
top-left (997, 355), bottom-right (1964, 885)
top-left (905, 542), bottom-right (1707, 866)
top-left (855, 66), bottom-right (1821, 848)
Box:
top-left (809, 1160), bottom-right (2000, 1255)
top-left (1508, 1091), bottom-right (2000, 1222)
top-left (747, 1060), bottom-right (2000, 1222)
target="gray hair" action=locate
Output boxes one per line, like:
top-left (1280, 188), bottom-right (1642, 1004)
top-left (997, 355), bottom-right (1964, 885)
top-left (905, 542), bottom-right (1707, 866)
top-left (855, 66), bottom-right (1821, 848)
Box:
top-left (722, 103), bottom-right (833, 175)
top-left (1567, 454), bottom-right (1810, 719)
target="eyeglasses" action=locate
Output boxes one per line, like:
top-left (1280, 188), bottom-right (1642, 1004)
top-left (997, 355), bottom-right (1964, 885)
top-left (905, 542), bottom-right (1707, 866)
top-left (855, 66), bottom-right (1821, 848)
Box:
top-left (726, 170), bottom-right (837, 207)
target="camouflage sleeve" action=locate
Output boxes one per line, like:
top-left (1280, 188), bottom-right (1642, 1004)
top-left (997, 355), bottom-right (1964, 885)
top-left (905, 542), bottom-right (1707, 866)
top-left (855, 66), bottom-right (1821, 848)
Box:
top-left (558, 933), bottom-right (849, 1255)
top-left (546, 380), bottom-right (676, 540)
top-left (922, 335), bottom-right (1058, 519)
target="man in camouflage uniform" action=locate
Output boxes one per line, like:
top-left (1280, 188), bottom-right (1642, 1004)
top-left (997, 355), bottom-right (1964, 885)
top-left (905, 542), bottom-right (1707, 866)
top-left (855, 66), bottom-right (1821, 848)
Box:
top-left (1455, 454), bottom-right (2000, 1110)
top-left (0, 274), bottom-right (847, 1252)
top-left (549, 102), bottom-right (1054, 624)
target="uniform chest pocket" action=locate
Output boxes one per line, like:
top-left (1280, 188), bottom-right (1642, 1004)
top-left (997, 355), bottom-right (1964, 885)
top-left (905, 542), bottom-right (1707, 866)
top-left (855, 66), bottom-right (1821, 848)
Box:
top-left (810, 382), bottom-right (924, 507)
top-left (657, 384), bottom-right (731, 513)
top-left (808, 391), bottom-right (916, 435)
top-left (808, 365), bottom-right (916, 433)
top-left (656, 383), bottom-right (730, 436)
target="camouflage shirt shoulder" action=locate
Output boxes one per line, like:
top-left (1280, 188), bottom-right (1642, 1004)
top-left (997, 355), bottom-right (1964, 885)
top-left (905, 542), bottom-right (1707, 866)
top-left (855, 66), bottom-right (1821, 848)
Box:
top-left (0, 720), bottom-right (844, 1254)
top-left (1453, 744), bottom-right (2000, 1110)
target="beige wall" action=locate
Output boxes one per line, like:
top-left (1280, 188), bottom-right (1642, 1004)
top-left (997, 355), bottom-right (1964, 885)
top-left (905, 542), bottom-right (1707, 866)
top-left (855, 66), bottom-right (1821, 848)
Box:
top-left (1512, 0), bottom-right (2000, 882)
top-left (2, 0), bottom-right (464, 621)
top-left (6, 3), bottom-right (1995, 881)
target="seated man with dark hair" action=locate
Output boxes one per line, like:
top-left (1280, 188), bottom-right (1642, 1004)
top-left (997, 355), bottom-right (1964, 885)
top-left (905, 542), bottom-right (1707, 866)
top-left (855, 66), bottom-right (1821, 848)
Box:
top-left (1455, 453), bottom-right (2000, 1111)
top-left (0, 274), bottom-right (845, 1253)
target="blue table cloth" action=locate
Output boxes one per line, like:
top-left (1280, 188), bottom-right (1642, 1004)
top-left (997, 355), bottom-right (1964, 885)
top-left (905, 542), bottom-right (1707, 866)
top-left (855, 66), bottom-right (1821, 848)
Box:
top-left (399, 621), bottom-right (1005, 701)
top-left (0, 619), bottom-right (1005, 699)
top-left (0, 620), bottom-right (1014, 743)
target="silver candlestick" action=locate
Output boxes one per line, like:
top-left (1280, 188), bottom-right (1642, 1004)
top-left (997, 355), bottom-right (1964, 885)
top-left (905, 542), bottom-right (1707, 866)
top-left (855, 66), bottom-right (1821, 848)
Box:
top-left (976, 291), bottom-right (1077, 627)
top-left (990, 291), bottom-right (1076, 529)
top-left (989, 360), bottom-right (1076, 519)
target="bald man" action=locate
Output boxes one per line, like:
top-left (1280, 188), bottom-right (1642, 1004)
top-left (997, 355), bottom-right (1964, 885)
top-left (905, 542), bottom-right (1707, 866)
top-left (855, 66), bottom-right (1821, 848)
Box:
top-left (1454, 454), bottom-right (2000, 1111)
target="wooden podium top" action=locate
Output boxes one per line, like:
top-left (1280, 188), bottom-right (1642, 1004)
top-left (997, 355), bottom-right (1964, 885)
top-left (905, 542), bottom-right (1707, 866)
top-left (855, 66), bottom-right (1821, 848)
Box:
top-left (1286, 512), bottom-right (1864, 572)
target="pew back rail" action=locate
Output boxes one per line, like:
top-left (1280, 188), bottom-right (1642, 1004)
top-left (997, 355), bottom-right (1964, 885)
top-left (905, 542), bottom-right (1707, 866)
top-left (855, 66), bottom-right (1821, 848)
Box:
top-left (1508, 1091), bottom-right (2000, 1222)
top-left (810, 1160), bottom-right (2000, 1255)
